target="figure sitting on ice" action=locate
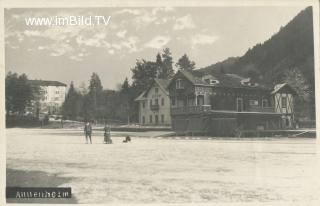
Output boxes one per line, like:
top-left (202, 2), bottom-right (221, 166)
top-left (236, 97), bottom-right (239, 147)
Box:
top-left (123, 135), bottom-right (131, 143)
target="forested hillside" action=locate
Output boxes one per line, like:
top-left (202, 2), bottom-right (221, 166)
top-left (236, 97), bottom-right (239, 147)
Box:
top-left (200, 6), bottom-right (315, 119)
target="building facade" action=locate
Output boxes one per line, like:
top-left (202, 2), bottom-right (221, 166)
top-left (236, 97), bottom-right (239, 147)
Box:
top-left (135, 79), bottom-right (171, 126)
top-left (27, 80), bottom-right (67, 115)
top-left (168, 69), bottom-right (296, 136)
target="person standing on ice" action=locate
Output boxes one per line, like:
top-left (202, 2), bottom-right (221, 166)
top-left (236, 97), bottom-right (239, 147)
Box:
top-left (103, 125), bottom-right (112, 144)
top-left (84, 121), bottom-right (92, 144)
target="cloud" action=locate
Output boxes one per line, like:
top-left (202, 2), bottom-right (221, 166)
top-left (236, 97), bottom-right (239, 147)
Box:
top-left (108, 36), bottom-right (140, 53)
top-left (95, 32), bottom-right (107, 40)
top-left (114, 9), bottom-right (141, 15)
top-left (111, 43), bottom-right (122, 50)
top-left (151, 7), bottom-right (175, 15)
top-left (155, 17), bottom-right (169, 25)
top-left (173, 15), bottom-right (195, 30)
top-left (49, 42), bottom-right (73, 56)
top-left (191, 34), bottom-right (219, 47)
top-left (16, 32), bottom-right (24, 42)
top-left (131, 11), bottom-right (157, 27)
top-left (11, 14), bottom-right (20, 19)
top-left (69, 55), bottom-right (83, 61)
top-left (120, 36), bottom-right (140, 53)
top-left (144, 36), bottom-right (170, 49)
top-left (43, 26), bottom-right (86, 41)
top-left (38, 46), bottom-right (45, 50)
top-left (76, 32), bottom-right (108, 48)
top-left (5, 8), bottom-right (174, 61)
top-left (24, 30), bottom-right (41, 37)
top-left (116, 30), bottom-right (127, 38)
top-left (115, 7), bottom-right (174, 17)
top-left (10, 45), bottom-right (19, 49)
top-left (5, 9), bottom-right (115, 61)
top-left (69, 50), bottom-right (90, 61)
top-left (138, 13), bottom-right (157, 24)
top-left (115, 8), bottom-right (162, 28)
top-left (108, 49), bottom-right (115, 55)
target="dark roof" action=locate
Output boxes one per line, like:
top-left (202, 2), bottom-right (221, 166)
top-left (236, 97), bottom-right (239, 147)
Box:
top-left (175, 69), bottom-right (270, 90)
top-left (28, 80), bottom-right (67, 87)
top-left (179, 69), bottom-right (206, 85)
top-left (154, 78), bottom-right (170, 91)
top-left (271, 83), bottom-right (297, 95)
top-left (135, 91), bottom-right (147, 101)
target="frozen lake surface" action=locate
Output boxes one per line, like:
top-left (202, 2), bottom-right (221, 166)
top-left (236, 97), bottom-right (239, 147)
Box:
top-left (6, 128), bottom-right (320, 204)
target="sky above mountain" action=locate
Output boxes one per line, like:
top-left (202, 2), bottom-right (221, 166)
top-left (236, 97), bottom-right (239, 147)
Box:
top-left (5, 6), bottom-right (306, 89)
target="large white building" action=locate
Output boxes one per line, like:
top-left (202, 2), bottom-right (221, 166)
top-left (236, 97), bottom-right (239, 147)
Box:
top-left (28, 80), bottom-right (67, 115)
top-left (135, 79), bottom-right (171, 126)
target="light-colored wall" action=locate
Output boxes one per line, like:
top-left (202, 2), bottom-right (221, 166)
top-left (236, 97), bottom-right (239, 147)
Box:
top-left (274, 93), bottom-right (293, 114)
top-left (139, 86), bottom-right (171, 125)
top-left (274, 92), bottom-right (294, 128)
top-left (39, 85), bottom-right (66, 114)
top-left (41, 85), bottom-right (66, 105)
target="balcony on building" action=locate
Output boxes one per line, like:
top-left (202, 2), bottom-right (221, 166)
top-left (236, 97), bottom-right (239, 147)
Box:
top-left (246, 105), bottom-right (275, 113)
top-left (171, 104), bottom-right (276, 115)
top-left (171, 105), bottom-right (211, 115)
top-left (150, 104), bottom-right (160, 111)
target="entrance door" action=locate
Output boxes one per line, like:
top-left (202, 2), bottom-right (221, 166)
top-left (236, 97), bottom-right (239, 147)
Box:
top-left (197, 95), bottom-right (204, 106)
top-left (237, 98), bottom-right (243, 112)
top-left (155, 115), bottom-right (159, 124)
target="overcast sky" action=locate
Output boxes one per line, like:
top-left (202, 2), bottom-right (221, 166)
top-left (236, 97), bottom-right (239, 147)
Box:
top-left (5, 6), bottom-right (307, 89)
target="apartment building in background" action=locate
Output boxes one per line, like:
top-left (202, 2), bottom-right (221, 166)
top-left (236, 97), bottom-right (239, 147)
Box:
top-left (27, 80), bottom-right (67, 116)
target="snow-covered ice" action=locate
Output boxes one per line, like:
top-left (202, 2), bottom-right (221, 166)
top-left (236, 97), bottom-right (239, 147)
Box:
top-left (6, 128), bottom-right (320, 204)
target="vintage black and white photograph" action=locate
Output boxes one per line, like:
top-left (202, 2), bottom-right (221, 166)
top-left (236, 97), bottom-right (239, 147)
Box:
top-left (3, 0), bottom-right (320, 204)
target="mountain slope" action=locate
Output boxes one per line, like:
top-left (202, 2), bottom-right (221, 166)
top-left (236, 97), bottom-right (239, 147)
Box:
top-left (200, 6), bottom-right (314, 86)
top-left (199, 6), bottom-right (315, 119)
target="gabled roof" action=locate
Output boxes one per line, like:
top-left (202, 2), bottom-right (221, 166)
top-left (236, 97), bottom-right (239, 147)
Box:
top-left (155, 79), bottom-right (170, 94)
top-left (169, 69), bottom-right (270, 90)
top-left (179, 69), bottom-right (207, 85)
top-left (28, 80), bottom-right (67, 87)
top-left (271, 83), bottom-right (297, 95)
top-left (135, 91), bottom-right (147, 101)
top-left (135, 78), bottom-right (170, 101)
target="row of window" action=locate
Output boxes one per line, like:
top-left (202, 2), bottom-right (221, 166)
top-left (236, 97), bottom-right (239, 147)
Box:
top-left (154, 96), bottom-right (288, 110)
top-left (238, 98), bottom-right (269, 111)
top-left (40, 90), bottom-right (62, 94)
top-left (173, 79), bottom-right (290, 109)
top-left (237, 97), bottom-right (287, 112)
top-left (176, 79), bottom-right (217, 89)
top-left (171, 98), bottom-right (270, 108)
top-left (249, 99), bottom-right (268, 107)
top-left (42, 96), bottom-right (64, 101)
top-left (142, 98), bottom-right (165, 108)
top-left (142, 114), bottom-right (165, 124)
top-left (249, 98), bottom-right (288, 108)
